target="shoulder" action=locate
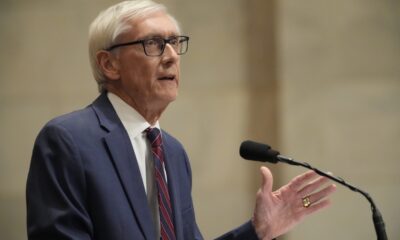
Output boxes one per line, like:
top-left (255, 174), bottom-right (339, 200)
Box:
top-left (46, 106), bottom-right (97, 131)
top-left (40, 93), bottom-right (112, 135)
top-left (35, 105), bottom-right (102, 146)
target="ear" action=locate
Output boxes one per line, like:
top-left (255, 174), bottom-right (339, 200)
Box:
top-left (96, 50), bottom-right (120, 81)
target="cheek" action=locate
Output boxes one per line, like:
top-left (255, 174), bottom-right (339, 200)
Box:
top-left (134, 59), bottom-right (158, 79)
top-left (124, 63), bottom-right (155, 87)
top-left (119, 52), bottom-right (158, 79)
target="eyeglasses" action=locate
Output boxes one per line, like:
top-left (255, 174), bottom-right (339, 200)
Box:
top-left (106, 35), bottom-right (189, 56)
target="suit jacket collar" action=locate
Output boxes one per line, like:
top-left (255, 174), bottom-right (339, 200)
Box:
top-left (90, 93), bottom-right (186, 240)
top-left (91, 92), bottom-right (157, 240)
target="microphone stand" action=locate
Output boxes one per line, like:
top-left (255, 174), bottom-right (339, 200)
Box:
top-left (276, 155), bottom-right (388, 240)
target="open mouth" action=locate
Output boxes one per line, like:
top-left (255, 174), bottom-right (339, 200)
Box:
top-left (158, 75), bottom-right (175, 81)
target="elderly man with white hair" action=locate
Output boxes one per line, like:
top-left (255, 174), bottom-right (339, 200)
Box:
top-left (26, 1), bottom-right (336, 239)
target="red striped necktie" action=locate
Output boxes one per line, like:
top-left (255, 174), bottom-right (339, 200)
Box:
top-left (146, 127), bottom-right (176, 240)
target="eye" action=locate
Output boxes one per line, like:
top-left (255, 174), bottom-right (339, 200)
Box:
top-left (168, 37), bottom-right (179, 46)
top-left (145, 38), bottom-right (160, 47)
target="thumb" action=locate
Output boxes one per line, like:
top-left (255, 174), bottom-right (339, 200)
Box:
top-left (260, 166), bottom-right (273, 193)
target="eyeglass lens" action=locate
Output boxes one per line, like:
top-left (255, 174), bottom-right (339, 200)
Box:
top-left (144, 36), bottom-right (188, 56)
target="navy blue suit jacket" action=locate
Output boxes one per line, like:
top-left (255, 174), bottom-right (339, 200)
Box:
top-left (26, 93), bottom-right (258, 240)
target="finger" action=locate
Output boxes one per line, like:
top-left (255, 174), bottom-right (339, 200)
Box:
top-left (298, 175), bottom-right (332, 197)
top-left (260, 166), bottom-right (273, 194)
top-left (308, 184), bottom-right (336, 204)
top-left (288, 170), bottom-right (319, 192)
top-left (303, 198), bottom-right (332, 216)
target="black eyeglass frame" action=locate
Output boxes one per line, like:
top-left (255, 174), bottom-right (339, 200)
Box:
top-left (105, 35), bottom-right (190, 56)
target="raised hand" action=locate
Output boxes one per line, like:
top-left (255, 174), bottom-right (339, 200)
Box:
top-left (252, 166), bottom-right (336, 240)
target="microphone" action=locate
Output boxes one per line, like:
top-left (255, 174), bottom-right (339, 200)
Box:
top-left (240, 140), bottom-right (302, 166)
top-left (239, 140), bottom-right (279, 163)
top-left (240, 140), bottom-right (388, 240)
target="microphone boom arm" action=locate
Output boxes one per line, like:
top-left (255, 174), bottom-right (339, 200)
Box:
top-left (276, 155), bottom-right (388, 240)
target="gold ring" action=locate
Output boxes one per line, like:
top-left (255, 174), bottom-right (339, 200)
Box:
top-left (302, 196), bottom-right (311, 208)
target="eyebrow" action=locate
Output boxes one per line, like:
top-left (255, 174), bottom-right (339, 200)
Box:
top-left (137, 32), bottom-right (180, 40)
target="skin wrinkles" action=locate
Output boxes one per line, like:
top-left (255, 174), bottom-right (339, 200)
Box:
top-left (98, 11), bottom-right (180, 125)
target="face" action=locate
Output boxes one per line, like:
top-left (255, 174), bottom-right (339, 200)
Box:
top-left (110, 11), bottom-right (181, 113)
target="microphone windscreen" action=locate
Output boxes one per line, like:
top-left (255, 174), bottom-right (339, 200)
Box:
top-left (240, 140), bottom-right (279, 163)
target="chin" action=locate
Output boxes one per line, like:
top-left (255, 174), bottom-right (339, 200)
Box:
top-left (154, 87), bottom-right (178, 103)
top-left (166, 94), bottom-right (178, 103)
top-left (166, 88), bottom-right (178, 98)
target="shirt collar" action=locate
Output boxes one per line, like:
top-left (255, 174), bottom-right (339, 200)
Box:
top-left (107, 92), bottom-right (160, 138)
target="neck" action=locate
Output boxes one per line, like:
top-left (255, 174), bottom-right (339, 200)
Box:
top-left (137, 106), bottom-right (165, 126)
top-left (107, 88), bottom-right (167, 126)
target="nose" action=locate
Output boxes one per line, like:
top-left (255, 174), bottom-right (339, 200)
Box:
top-left (161, 43), bottom-right (179, 66)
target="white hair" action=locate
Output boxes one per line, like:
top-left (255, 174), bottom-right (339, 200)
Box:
top-left (88, 0), bottom-right (180, 92)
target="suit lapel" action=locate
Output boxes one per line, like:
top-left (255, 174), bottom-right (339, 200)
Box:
top-left (91, 93), bottom-right (156, 240)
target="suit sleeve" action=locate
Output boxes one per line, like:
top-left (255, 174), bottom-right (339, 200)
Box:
top-left (214, 220), bottom-right (259, 240)
top-left (26, 124), bottom-right (93, 239)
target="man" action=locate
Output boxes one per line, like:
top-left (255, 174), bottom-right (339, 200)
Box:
top-left (26, 1), bottom-right (336, 239)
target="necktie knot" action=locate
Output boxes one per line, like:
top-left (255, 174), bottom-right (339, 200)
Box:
top-left (145, 127), bottom-right (162, 147)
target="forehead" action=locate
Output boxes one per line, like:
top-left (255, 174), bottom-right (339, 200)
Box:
top-left (124, 11), bottom-right (179, 40)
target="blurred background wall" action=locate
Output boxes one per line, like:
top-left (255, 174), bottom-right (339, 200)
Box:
top-left (0, 0), bottom-right (399, 239)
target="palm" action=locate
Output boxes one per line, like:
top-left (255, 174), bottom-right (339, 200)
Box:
top-left (252, 167), bottom-right (336, 240)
